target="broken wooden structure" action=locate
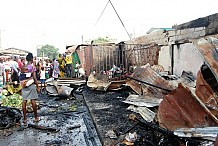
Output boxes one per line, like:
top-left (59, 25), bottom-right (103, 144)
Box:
top-left (46, 78), bottom-right (86, 97)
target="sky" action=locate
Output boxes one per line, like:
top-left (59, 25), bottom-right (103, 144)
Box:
top-left (0, 0), bottom-right (218, 55)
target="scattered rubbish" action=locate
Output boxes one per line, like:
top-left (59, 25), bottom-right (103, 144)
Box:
top-left (174, 126), bottom-right (218, 141)
top-left (0, 129), bottom-right (13, 137)
top-left (56, 78), bottom-right (86, 86)
top-left (180, 71), bottom-right (196, 87)
top-left (67, 124), bottom-right (81, 130)
top-left (151, 64), bottom-right (164, 73)
top-left (105, 130), bottom-right (117, 139)
top-left (123, 94), bottom-right (162, 107)
top-left (0, 106), bottom-right (22, 129)
top-left (107, 80), bottom-right (127, 91)
top-left (46, 78), bottom-right (85, 97)
top-left (125, 132), bottom-right (137, 143)
top-left (129, 114), bottom-right (202, 145)
top-left (87, 73), bottom-right (111, 91)
top-left (127, 105), bottom-right (155, 122)
top-left (57, 85), bottom-right (74, 97)
top-left (46, 85), bottom-right (58, 95)
top-left (122, 140), bottom-right (134, 146)
top-left (69, 105), bottom-right (77, 111)
top-left (28, 124), bottom-right (59, 132)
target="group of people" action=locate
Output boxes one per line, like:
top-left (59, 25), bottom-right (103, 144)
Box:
top-left (34, 57), bottom-right (60, 88)
top-left (57, 52), bottom-right (81, 78)
top-left (0, 53), bottom-right (40, 125)
top-left (0, 51), bottom-right (82, 125)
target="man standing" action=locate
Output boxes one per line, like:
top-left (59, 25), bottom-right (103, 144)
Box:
top-left (65, 51), bottom-right (73, 78)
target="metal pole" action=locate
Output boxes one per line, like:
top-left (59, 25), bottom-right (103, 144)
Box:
top-left (126, 76), bottom-right (172, 92)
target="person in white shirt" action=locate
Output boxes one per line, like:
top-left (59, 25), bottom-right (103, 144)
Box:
top-left (3, 57), bottom-right (11, 84)
top-left (9, 56), bottom-right (19, 73)
top-left (39, 66), bottom-right (46, 89)
top-left (75, 62), bottom-right (80, 78)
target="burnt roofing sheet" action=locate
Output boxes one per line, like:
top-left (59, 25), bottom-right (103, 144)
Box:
top-left (194, 37), bottom-right (218, 82)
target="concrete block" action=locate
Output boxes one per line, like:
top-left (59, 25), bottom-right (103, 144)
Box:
top-left (198, 30), bottom-right (206, 37)
top-left (168, 30), bottom-right (176, 36)
top-left (132, 35), bottom-right (151, 44)
top-left (177, 34), bottom-right (192, 40)
top-left (180, 28), bottom-right (195, 35)
top-left (155, 38), bottom-right (169, 46)
top-left (207, 21), bottom-right (215, 29)
top-left (192, 30), bottom-right (206, 38)
top-left (208, 13), bottom-right (218, 22)
top-left (169, 36), bottom-right (177, 43)
top-left (213, 20), bottom-right (218, 28)
top-left (157, 34), bottom-right (166, 40)
top-left (207, 20), bottom-right (218, 30)
top-left (206, 28), bottom-right (218, 35)
top-left (194, 27), bottom-right (205, 32)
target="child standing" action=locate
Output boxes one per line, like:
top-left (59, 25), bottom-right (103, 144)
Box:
top-left (39, 66), bottom-right (46, 89)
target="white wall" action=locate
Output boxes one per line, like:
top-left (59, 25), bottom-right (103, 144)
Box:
top-left (158, 46), bottom-right (171, 72)
top-left (173, 43), bottom-right (204, 77)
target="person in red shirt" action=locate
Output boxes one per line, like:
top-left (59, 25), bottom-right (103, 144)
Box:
top-left (18, 58), bottom-right (24, 69)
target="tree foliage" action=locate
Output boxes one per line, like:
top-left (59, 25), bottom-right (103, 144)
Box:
top-left (86, 36), bottom-right (116, 44)
top-left (37, 44), bottom-right (60, 59)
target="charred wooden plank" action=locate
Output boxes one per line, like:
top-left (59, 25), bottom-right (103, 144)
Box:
top-left (28, 124), bottom-right (59, 132)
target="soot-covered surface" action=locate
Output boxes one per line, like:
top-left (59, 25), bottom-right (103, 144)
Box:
top-left (0, 93), bottom-right (102, 146)
top-left (82, 86), bottom-right (136, 145)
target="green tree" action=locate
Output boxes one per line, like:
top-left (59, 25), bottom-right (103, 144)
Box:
top-left (86, 36), bottom-right (116, 44)
top-left (37, 44), bottom-right (60, 59)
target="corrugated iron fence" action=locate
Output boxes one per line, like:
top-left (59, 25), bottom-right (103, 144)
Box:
top-left (77, 43), bottom-right (160, 75)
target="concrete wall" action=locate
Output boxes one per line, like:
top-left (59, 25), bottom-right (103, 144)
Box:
top-left (124, 13), bottom-right (218, 77)
top-left (174, 13), bottom-right (218, 35)
top-left (158, 46), bottom-right (171, 72)
top-left (158, 43), bottom-right (205, 77)
top-left (173, 43), bottom-right (204, 77)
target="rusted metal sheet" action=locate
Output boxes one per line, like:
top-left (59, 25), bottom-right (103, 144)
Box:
top-left (127, 105), bottom-right (156, 122)
top-left (126, 64), bottom-right (176, 98)
top-left (66, 45), bottom-right (78, 53)
top-left (195, 37), bottom-right (218, 82)
top-left (87, 74), bottom-right (111, 91)
top-left (84, 46), bottom-right (93, 75)
top-left (107, 80), bottom-right (126, 91)
top-left (158, 83), bottom-right (218, 131)
top-left (76, 48), bottom-right (85, 69)
top-left (126, 44), bottom-right (160, 67)
top-left (174, 127), bottom-right (218, 141)
top-left (123, 94), bottom-right (162, 107)
top-left (196, 70), bottom-right (218, 115)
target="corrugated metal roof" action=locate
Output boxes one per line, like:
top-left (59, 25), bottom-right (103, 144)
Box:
top-left (174, 127), bottom-right (218, 141)
top-left (194, 37), bottom-right (218, 82)
top-left (158, 83), bottom-right (218, 131)
top-left (126, 64), bottom-right (176, 98)
top-left (0, 48), bottom-right (30, 55)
